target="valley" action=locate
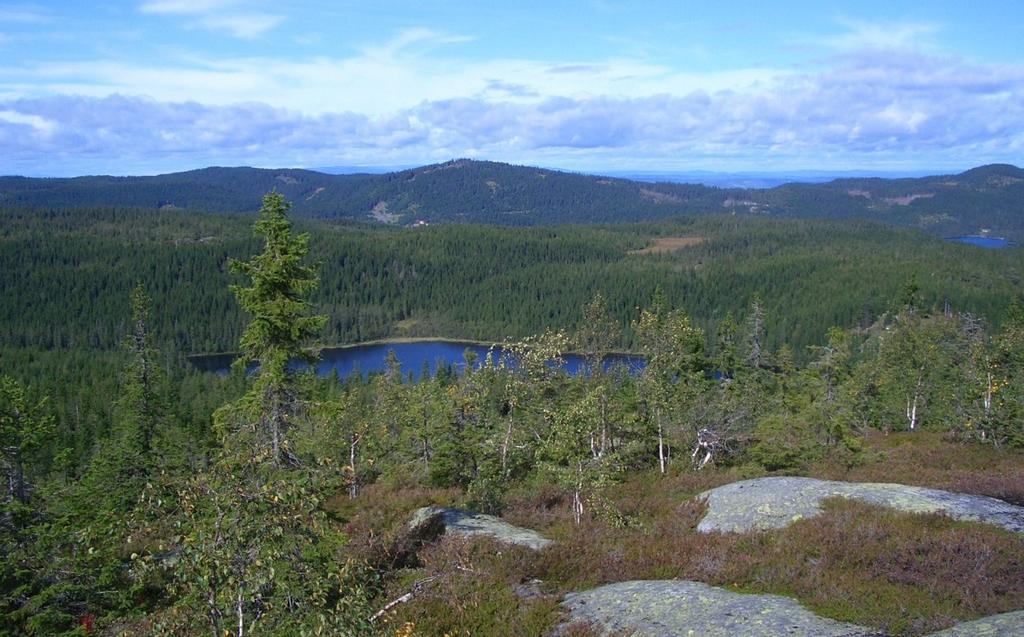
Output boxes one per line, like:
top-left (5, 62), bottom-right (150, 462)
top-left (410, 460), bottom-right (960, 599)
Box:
top-left (1, 187), bottom-right (1023, 635)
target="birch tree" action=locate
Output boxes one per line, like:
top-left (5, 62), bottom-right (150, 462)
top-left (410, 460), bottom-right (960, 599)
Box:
top-left (634, 290), bottom-right (705, 474)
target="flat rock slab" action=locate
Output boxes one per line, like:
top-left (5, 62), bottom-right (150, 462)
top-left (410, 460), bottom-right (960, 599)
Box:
top-left (408, 506), bottom-right (552, 550)
top-left (561, 580), bottom-right (883, 636)
top-left (560, 580), bottom-right (1023, 636)
top-left (924, 610), bottom-right (1024, 636)
top-left (697, 477), bottom-right (1024, 534)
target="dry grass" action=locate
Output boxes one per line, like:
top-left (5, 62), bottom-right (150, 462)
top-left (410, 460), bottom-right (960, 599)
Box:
top-left (379, 535), bottom-right (561, 636)
top-left (329, 472), bottom-right (463, 568)
top-left (349, 436), bottom-right (1024, 636)
top-left (529, 495), bottom-right (1024, 636)
top-left (627, 236), bottom-right (706, 255)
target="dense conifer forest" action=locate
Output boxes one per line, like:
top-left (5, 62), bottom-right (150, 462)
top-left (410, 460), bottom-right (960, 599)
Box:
top-left (1, 193), bottom-right (1023, 635)
top-left (3, 160), bottom-right (1023, 238)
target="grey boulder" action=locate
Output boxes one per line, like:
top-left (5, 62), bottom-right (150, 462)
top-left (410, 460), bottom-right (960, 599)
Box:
top-left (560, 580), bottom-right (1024, 636)
top-left (923, 610), bottom-right (1024, 636)
top-left (561, 580), bottom-right (883, 636)
top-left (407, 506), bottom-right (552, 550)
top-left (696, 477), bottom-right (1024, 534)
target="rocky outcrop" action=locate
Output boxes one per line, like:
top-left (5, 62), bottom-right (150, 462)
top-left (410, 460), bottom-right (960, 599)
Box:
top-left (561, 580), bottom-right (882, 636)
top-left (560, 580), bottom-right (1024, 636)
top-left (407, 506), bottom-right (552, 550)
top-left (924, 610), bottom-right (1024, 636)
top-left (696, 477), bottom-right (1024, 534)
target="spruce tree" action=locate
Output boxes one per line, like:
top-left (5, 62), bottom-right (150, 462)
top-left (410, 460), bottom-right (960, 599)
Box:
top-left (224, 190), bottom-right (326, 467)
top-left (165, 192), bottom-right (372, 636)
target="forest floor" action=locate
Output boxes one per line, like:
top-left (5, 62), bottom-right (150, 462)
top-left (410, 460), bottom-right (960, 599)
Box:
top-left (337, 432), bottom-right (1024, 636)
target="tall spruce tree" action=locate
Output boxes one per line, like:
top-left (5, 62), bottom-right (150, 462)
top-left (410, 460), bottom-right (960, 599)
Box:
top-left (164, 192), bottom-right (372, 636)
top-left (224, 190), bottom-right (326, 467)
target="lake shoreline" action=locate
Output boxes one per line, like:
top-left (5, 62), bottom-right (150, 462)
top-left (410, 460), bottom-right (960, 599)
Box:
top-left (187, 336), bottom-right (640, 361)
top-left (947, 235), bottom-right (1015, 249)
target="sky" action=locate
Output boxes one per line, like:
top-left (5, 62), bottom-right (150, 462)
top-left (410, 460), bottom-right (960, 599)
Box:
top-left (1, 1), bottom-right (1023, 176)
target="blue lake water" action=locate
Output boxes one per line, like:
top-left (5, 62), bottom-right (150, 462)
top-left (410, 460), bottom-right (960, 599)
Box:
top-left (189, 339), bottom-right (645, 381)
top-left (949, 236), bottom-right (1011, 249)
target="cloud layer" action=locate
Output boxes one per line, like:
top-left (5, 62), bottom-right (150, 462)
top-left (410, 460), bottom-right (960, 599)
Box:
top-left (1, 35), bottom-right (1023, 174)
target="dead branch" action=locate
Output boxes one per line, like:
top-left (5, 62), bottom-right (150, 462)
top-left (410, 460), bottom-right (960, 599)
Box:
top-left (369, 575), bottom-right (438, 623)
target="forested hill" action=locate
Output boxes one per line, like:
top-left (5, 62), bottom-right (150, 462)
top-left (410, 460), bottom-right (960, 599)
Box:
top-left (2, 159), bottom-right (1023, 238)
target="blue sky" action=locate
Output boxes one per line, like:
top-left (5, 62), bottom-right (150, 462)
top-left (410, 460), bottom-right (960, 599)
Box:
top-left (1, 1), bottom-right (1023, 176)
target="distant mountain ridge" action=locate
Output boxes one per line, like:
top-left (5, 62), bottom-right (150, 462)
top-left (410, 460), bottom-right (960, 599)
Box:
top-left (2, 159), bottom-right (1022, 239)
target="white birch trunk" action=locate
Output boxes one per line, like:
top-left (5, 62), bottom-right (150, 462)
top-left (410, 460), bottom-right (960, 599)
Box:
top-left (657, 412), bottom-right (666, 474)
top-left (237, 587), bottom-right (244, 637)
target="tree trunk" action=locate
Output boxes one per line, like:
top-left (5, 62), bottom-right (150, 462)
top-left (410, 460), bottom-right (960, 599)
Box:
top-left (207, 587), bottom-right (221, 637)
top-left (599, 392), bottom-right (609, 457)
top-left (573, 463), bottom-right (584, 525)
top-left (984, 371), bottom-right (993, 417)
top-left (348, 434), bottom-right (359, 499)
top-left (500, 415), bottom-right (514, 472)
top-left (270, 392), bottom-right (282, 467)
top-left (237, 586), bottom-right (244, 637)
top-left (657, 411), bottom-right (666, 474)
top-left (906, 371), bottom-right (924, 431)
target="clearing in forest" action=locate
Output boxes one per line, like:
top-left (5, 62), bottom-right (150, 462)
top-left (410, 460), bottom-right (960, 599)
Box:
top-left (629, 236), bottom-right (706, 254)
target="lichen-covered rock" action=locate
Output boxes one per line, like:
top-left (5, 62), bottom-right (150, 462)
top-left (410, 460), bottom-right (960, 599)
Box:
top-left (924, 610), bottom-right (1024, 636)
top-left (560, 580), bottom-right (882, 636)
top-left (697, 477), bottom-right (1024, 534)
top-left (407, 506), bottom-right (552, 550)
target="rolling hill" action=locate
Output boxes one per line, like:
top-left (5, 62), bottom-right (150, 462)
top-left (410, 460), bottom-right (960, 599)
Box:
top-left (2, 159), bottom-right (1022, 239)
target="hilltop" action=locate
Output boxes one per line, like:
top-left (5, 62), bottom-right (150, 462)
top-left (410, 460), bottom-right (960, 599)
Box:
top-left (2, 160), bottom-right (1023, 239)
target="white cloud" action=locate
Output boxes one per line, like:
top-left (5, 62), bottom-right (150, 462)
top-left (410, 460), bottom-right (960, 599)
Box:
top-left (4, 44), bottom-right (1023, 175)
top-left (0, 44), bottom-right (781, 116)
top-left (0, 108), bottom-right (54, 134)
top-left (0, 4), bottom-right (49, 23)
top-left (138, 0), bottom-right (238, 15)
top-left (2, 22), bottom-right (1024, 173)
top-left (821, 18), bottom-right (941, 51)
top-left (197, 13), bottom-right (282, 38)
top-left (138, 0), bottom-right (282, 39)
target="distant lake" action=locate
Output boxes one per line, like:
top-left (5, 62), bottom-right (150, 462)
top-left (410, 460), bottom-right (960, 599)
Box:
top-left (189, 339), bottom-right (645, 381)
top-left (949, 235), bottom-right (1012, 249)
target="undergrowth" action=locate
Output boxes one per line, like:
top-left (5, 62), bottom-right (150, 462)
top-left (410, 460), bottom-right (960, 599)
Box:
top-left (355, 436), bottom-right (1024, 636)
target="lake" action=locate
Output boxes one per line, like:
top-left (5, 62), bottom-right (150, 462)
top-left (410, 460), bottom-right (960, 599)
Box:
top-left (189, 339), bottom-right (645, 381)
top-left (949, 235), bottom-right (1012, 249)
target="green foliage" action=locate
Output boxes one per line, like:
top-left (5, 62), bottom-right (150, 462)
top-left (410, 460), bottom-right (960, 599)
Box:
top-left (633, 291), bottom-right (706, 473)
top-left (231, 192), bottom-right (325, 370)
top-left (537, 386), bottom-right (618, 524)
top-left (983, 301), bottom-right (1024, 447)
top-left (159, 192), bottom-right (377, 635)
top-left (750, 413), bottom-right (824, 471)
top-left (164, 454), bottom-right (375, 636)
top-left (0, 375), bottom-right (54, 505)
top-left (1, 185), bottom-right (1024, 634)
top-left (223, 191), bottom-right (327, 466)
top-left (3, 206), bottom-right (1022, 362)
